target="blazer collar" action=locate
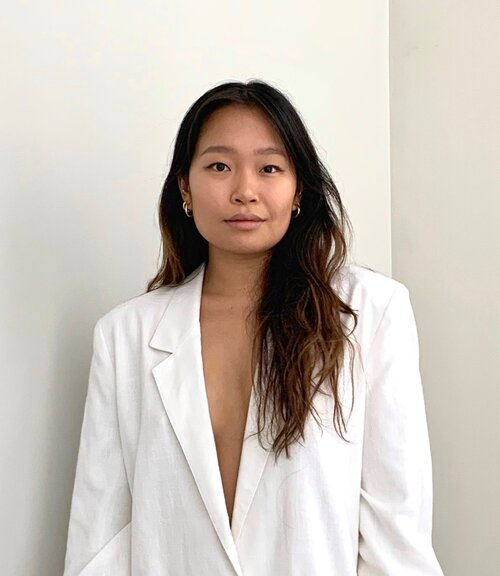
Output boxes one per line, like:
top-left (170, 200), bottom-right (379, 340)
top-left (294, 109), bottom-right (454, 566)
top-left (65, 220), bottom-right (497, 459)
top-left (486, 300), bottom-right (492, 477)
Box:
top-left (149, 261), bottom-right (271, 576)
top-left (149, 262), bottom-right (206, 354)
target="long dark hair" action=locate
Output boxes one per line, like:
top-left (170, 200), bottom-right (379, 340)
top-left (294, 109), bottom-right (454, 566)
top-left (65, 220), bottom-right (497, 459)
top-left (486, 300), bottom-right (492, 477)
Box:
top-left (147, 79), bottom-right (359, 460)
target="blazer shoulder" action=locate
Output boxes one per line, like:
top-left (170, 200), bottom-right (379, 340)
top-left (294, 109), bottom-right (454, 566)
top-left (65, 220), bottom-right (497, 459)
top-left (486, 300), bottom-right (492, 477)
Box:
top-left (95, 285), bottom-right (177, 336)
top-left (335, 262), bottom-right (408, 305)
top-left (333, 263), bottom-right (411, 353)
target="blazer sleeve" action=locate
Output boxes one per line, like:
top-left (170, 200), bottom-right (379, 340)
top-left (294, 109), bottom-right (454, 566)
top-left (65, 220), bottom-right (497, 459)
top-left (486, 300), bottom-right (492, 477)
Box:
top-left (357, 283), bottom-right (444, 575)
top-left (63, 319), bottom-right (132, 576)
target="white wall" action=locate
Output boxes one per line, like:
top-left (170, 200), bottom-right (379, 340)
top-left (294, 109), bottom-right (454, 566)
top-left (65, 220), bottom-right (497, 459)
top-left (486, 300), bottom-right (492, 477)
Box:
top-left (0, 2), bottom-right (391, 574)
top-left (390, 2), bottom-right (500, 574)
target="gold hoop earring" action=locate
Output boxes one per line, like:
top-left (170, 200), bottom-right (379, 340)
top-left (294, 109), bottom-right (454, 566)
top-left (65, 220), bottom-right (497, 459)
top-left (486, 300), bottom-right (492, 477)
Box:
top-left (181, 188), bottom-right (193, 217)
top-left (182, 200), bottom-right (193, 217)
top-left (292, 206), bottom-right (301, 218)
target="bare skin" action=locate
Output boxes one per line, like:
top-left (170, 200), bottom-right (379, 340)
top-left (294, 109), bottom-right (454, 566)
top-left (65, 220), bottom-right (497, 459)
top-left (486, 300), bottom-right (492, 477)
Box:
top-left (199, 287), bottom-right (258, 526)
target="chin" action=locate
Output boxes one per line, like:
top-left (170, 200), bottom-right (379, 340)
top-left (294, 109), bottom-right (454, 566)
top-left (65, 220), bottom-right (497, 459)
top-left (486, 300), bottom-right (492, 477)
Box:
top-left (210, 240), bottom-right (276, 257)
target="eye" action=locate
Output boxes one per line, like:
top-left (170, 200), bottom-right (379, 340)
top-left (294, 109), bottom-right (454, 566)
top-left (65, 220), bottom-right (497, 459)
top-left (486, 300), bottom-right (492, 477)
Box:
top-left (262, 165), bottom-right (283, 174)
top-left (206, 162), bottom-right (283, 174)
top-left (207, 162), bottom-right (229, 172)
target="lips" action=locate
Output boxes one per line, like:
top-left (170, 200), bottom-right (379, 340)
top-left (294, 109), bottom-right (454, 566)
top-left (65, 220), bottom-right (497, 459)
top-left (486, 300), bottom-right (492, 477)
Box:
top-left (226, 214), bottom-right (264, 222)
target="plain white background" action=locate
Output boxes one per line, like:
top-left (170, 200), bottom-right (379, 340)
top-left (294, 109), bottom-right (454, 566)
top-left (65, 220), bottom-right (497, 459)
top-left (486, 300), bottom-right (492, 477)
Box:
top-left (390, 3), bottom-right (500, 573)
top-left (0, 2), bottom-right (498, 575)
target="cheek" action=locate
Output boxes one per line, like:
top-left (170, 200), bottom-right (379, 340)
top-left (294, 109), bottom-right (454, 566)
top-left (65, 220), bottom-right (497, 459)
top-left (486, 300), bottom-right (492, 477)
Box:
top-left (190, 181), bottom-right (218, 211)
top-left (269, 197), bottom-right (296, 219)
top-left (267, 204), bottom-right (294, 237)
top-left (190, 193), bottom-right (224, 239)
top-left (193, 194), bottom-right (224, 219)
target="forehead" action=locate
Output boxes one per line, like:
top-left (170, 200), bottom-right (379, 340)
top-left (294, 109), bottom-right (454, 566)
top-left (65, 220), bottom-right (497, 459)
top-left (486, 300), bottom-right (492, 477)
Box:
top-left (195, 104), bottom-right (285, 150)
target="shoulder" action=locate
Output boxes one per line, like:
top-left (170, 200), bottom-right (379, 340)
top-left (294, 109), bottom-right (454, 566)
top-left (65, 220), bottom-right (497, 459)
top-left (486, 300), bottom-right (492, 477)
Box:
top-left (332, 263), bottom-right (412, 354)
top-left (333, 263), bottom-right (409, 311)
top-left (94, 285), bottom-right (177, 339)
top-left (95, 265), bottom-right (205, 338)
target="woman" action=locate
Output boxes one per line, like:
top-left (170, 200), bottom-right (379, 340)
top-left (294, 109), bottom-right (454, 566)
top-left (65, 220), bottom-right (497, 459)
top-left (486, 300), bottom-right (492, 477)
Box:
top-left (64, 80), bottom-right (444, 575)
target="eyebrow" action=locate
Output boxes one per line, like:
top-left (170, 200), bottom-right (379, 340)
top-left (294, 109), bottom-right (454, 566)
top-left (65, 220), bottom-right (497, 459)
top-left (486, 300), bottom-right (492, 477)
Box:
top-left (199, 145), bottom-right (288, 158)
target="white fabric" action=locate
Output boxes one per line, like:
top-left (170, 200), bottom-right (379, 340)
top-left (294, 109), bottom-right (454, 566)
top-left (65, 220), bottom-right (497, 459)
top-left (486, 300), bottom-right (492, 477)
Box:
top-left (63, 261), bottom-right (444, 575)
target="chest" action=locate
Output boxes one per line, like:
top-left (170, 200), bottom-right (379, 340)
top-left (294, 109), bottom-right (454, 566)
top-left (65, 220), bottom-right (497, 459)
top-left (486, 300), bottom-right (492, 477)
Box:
top-left (199, 296), bottom-right (257, 524)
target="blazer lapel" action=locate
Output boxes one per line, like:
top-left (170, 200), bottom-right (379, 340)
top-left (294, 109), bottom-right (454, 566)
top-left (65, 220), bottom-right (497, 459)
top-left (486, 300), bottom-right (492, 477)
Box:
top-left (229, 380), bottom-right (272, 544)
top-left (149, 261), bottom-right (271, 574)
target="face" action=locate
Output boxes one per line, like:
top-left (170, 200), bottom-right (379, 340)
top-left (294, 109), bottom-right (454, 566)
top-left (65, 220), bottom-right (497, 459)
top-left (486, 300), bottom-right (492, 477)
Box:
top-left (178, 104), bottom-right (300, 261)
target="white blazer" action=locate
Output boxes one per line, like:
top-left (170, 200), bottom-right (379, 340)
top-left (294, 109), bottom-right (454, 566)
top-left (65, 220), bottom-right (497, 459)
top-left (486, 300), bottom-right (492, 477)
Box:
top-left (63, 261), bottom-right (444, 575)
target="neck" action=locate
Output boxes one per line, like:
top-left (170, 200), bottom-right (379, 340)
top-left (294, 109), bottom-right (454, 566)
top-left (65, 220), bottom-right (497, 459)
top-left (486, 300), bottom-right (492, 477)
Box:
top-left (202, 247), bottom-right (269, 302)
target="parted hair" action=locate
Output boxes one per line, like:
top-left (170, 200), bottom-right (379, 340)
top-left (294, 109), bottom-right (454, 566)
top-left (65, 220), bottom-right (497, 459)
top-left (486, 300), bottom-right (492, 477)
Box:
top-left (146, 79), bottom-right (359, 460)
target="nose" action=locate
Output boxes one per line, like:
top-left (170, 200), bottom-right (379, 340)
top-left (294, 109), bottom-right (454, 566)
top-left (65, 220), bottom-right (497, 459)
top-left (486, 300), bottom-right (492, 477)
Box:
top-left (230, 168), bottom-right (258, 204)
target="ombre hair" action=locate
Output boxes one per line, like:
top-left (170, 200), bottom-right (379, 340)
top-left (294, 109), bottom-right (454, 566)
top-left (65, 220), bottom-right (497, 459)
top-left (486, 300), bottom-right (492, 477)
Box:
top-left (146, 80), bottom-right (359, 460)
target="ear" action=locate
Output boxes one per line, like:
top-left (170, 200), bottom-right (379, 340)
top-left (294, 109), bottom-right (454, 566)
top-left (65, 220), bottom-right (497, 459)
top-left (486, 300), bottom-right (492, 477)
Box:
top-left (177, 177), bottom-right (191, 202)
top-left (294, 181), bottom-right (303, 207)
